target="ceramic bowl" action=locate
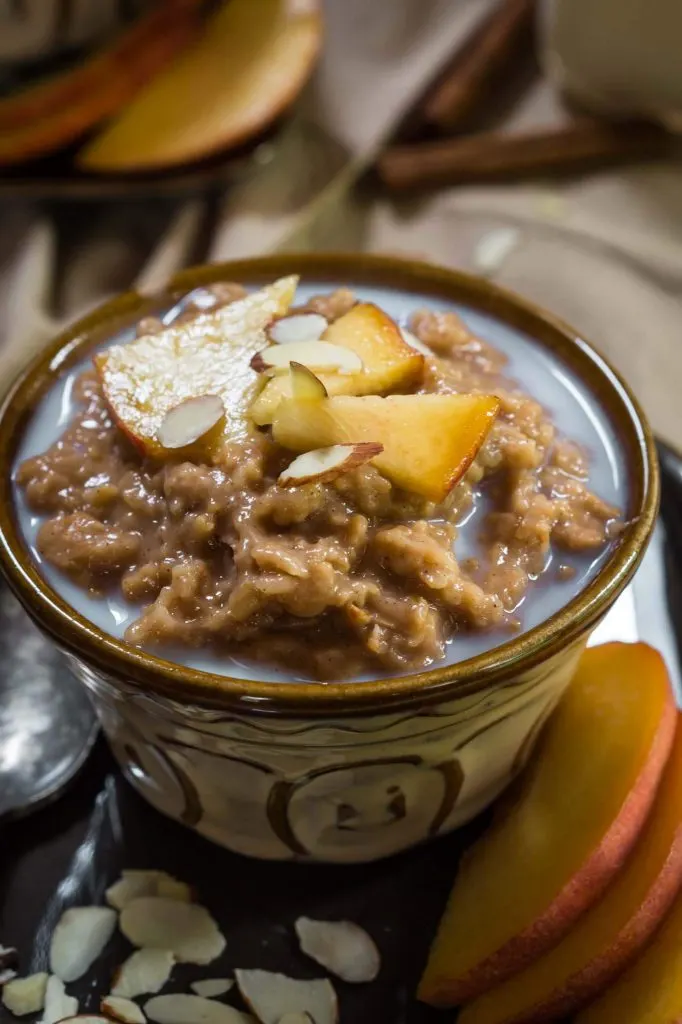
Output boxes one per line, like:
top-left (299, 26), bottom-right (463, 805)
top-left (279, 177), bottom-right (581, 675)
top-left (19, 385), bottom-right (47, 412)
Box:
top-left (0, 254), bottom-right (658, 863)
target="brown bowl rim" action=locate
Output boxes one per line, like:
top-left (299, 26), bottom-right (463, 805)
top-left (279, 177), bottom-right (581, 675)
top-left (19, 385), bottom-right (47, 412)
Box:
top-left (0, 253), bottom-right (659, 717)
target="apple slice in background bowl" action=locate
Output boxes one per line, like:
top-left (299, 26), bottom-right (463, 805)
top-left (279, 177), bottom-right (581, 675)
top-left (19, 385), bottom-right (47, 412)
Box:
top-left (78, 0), bottom-right (323, 174)
top-left (0, 0), bottom-right (322, 200)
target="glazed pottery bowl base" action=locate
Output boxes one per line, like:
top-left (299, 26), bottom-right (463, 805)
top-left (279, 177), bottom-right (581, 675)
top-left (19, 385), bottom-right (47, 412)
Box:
top-left (0, 255), bottom-right (658, 864)
top-left (66, 638), bottom-right (586, 863)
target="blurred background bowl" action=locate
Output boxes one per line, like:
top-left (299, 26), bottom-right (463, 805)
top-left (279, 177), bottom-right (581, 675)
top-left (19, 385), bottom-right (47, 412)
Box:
top-left (0, 0), bottom-right (322, 200)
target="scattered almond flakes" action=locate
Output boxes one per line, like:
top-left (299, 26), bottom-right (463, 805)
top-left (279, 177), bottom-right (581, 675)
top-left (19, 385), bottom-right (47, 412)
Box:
top-left (2, 973), bottom-right (48, 1016)
top-left (120, 898), bottom-right (225, 965)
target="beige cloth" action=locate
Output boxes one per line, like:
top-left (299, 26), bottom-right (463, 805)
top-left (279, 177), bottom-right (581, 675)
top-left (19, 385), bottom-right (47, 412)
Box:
top-left (1, 0), bottom-right (682, 445)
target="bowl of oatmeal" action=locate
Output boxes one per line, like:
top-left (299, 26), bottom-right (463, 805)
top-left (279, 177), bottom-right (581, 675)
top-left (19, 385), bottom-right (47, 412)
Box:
top-left (0, 254), bottom-right (657, 862)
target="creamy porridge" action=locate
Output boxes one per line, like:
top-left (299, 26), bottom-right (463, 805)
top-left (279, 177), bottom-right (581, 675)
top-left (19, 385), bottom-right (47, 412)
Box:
top-left (14, 278), bottom-right (623, 681)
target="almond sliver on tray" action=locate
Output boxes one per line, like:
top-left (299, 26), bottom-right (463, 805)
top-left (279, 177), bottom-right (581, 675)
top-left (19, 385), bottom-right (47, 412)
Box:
top-left (96, 276), bottom-right (298, 457)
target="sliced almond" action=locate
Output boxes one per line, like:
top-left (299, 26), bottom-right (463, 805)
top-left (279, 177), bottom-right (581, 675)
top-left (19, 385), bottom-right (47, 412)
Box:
top-left (145, 995), bottom-right (249, 1024)
top-left (235, 970), bottom-right (337, 1024)
top-left (251, 341), bottom-right (362, 376)
top-left (0, 945), bottom-right (18, 970)
top-left (278, 443), bottom-right (383, 488)
top-left (289, 363), bottom-right (327, 402)
top-left (400, 327), bottom-right (433, 357)
top-left (106, 871), bottom-right (192, 911)
top-left (189, 981), bottom-right (233, 999)
top-left (294, 918), bottom-right (380, 984)
top-left (42, 975), bottom-right (78, 1024)
top-left (267, 313), bottom-right (328, 345)
top-left (101, 996), bottom-right (146, 1024)
top-left (120, 898), bottom-right (225, 965)
top-left (49, 907), bottom-right (117, 983)
top-left (111, 949), bottom-right (175, 1000)
top-left (2, 973), bottom-right (48, 1015)
top-left (157, 395), bottom-right (225, 451)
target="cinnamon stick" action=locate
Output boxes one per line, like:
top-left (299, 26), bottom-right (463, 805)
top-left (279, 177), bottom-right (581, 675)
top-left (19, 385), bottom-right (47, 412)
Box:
top-left (377, 120), bottom-right (671, 192)
top-left (421, 0), bottom-right (536, 133)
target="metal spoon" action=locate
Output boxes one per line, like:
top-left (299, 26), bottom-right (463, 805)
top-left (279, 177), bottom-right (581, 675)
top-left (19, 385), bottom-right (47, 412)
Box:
top-left (0, 579), bottom-right (98, 822)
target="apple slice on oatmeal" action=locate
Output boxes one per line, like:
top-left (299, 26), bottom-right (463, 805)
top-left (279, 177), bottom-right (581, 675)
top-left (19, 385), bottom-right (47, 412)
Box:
top-left (272, 366), bottom-right (500, 502)
top-left (250, 302), bottom-right (425, 425)
top-left (95, 275), bottom-right (298, 457)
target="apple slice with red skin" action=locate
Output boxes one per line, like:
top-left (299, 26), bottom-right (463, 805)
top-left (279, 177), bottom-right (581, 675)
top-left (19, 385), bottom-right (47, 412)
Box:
top-left (576, 827), bottom-right (682, 1023)
top-left (96, 276), bottom-right (297, 458)
top-left (459, 693), bottom-right (682, 1024)
top-left (272, 389), bottom-right (499, 502)
top-left (79, 0), bottom-right (322, 172)
top-left (418, 643), bottom-right (677, 1007)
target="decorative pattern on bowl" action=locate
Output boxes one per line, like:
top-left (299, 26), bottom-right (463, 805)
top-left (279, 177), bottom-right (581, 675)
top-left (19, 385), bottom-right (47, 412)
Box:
top-left (67, 639), bottom-right (583, 862)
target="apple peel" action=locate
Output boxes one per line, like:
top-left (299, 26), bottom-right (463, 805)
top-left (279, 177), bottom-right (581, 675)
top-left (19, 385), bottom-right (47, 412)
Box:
top-left (419, 642), bottom-right (677, 1006)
